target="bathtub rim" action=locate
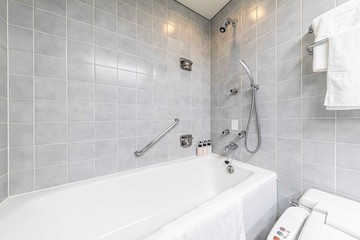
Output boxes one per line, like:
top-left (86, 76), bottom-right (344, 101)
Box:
top-left (0, 153), bottom-right (276, 206)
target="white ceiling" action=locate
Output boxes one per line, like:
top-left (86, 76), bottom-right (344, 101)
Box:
top-left (176, 0), bottom-right (231, 20)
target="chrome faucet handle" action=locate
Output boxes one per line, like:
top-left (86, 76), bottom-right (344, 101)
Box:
top-left (230, 88), bottom-right (238, 95)
top-left (222, 129), bottom-right (230, 136)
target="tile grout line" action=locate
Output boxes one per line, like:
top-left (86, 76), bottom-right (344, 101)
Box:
top-left (300, 0), bottom-right (304, 195)
top-left (32, 0), bottom-right (35, 192)
top-left (275, 0), bottom-right (279, 178)
top-left (93, 0), bottom-right (96, 178)
top-left (6, 0), bottom-right (10, 198)
top-left (115, 0), bottom-right (119, 172)
top-left (65, 0), bottom-right (69, 184)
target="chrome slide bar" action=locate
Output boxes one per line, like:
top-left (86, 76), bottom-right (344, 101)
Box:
top-left (134, 118), bottom-right (179, 157)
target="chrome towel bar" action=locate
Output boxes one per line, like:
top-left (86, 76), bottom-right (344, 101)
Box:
top-left (134, 118), bottom-right (179, 157)
top-left (306, 25), bottom-right (328, 55)
top-left (306, 38), bottom-right (328, 55)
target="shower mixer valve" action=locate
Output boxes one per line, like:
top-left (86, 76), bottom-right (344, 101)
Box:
top-left (238, 131), bottom-right (246, 139)
top-left (230, 88), bottom-right (238, 95)
top-left (222, 129), bottom-right (230, 136)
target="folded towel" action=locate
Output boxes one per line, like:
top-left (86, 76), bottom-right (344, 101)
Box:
top-left (144, 231), bottom-right (165, 240)
top-left (144, 189), bottom-right (246, 240)
top-left (312, 0), bottom-right (360, 72)
top-left (325, 24), bottom-right (360, 110)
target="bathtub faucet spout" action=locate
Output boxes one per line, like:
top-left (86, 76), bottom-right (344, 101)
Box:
top-left (223, 142), bottom-right (238, 153)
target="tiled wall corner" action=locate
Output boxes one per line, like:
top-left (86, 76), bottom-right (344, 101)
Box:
top-left (211, 0), bottom-right (360, 214)
top-left (0, 0), bottom-right (8, 203)
top-left (7, 0), bottom-right (211, 195)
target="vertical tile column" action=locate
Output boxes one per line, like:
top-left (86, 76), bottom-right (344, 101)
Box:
top-left (67, 0), bottom-right (95, 182)
top-left (0, 0), bottom-right (8, 202)
top-left (8, 0), bottom-right (34, 195)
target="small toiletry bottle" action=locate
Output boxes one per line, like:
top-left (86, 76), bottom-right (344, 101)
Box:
top-left (207, 140), bottom-right (212, 154)
top-left (203, 141), bottom-right (208, 155)
top-left (196, 141), bottom-right (204, 157)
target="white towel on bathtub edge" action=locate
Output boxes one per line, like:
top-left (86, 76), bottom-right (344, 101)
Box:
top-left (324, 24), bottom-right (360, 110)
top-left (161, 188), bottom-right (245, 240)
top-left (312, 0), bottom-right (360, 72)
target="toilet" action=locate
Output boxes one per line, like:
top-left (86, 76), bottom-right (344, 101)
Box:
top-left (267, 189), bottom-right (360, 240)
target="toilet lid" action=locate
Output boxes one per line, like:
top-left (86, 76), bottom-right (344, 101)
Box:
top-left (300, 189), bottom-right (360, 239)
top-left (298, 210), bottom-right (357, 240)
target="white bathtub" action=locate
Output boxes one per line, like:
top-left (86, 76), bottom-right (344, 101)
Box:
top-left (0, 154), bottom-right (277, 240)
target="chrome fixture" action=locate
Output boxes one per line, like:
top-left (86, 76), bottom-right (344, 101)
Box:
top-left (306, 25), bottom-right (328, 55)
top-left (306, 39), bottom-right (328, 55)
top-left (180, 134), bottom-right (193, 148)
top-left (223, 142), bottom-right (238, 174)
top-left (239, 60), bottom-right (261, 154)
top-left (219, 17), bottom-right (238, 33)
top-left (222, 129), bottom-right (230, 136)
top-left (238, 131), bottom-right (246, 139)
top-left (180, 57), bottom-right (193, 71)
top-left (230, 88), bottom-right (238, 95)
top-left (226, 165), bottom-right (235, 174)
top-left (308, 25), bottom-right (314, 34)
top-left (223, 142), bottom-right (238, 153)
top-left (134, 118), bottom-right (179, 157)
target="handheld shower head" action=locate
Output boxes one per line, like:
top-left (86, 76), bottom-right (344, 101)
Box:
top-left (219, 17), bottom-right (238, 33)
top-left (238, 59), bottom-right (255, 85)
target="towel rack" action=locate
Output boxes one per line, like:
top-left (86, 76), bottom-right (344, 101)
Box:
top-left (306, 25), bottom-right (328, 55)
top-left (134, 118), bottom-right (179, 157)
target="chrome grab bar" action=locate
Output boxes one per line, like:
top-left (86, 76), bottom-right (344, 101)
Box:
top-left (134, 118), bottom-right (179, 157)
top-left (306, 25), bottom-right (328, 55)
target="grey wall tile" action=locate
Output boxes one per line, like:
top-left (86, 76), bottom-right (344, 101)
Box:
top-left (10, 75), bottom-right (33, 99)
top-left (68, 122), bottom-right (94, 142)
top-left (35, 123), bottom-right (67, 145)
top-left (9, 99), bottom-right (33, 123)
top-left (303, 161), bottom-right (335, 190)
top-left (302, 119), bottom-right (335, 142)
top-left (9, 25), bottom-right (33, 52)
top-left (35, 78), bottom-right (66, 100)
top-left (9, 1), bottom-right (33, 28)
top-left (68, 40), bottom-right (94, 64)
top-left (68, 81), bottom-right (94, 101)
top-left (9, 170), bottom-right (34, 195)
top-left (35, 0), bottom-right (66, 15)
top-left (95, 8), bottom-right (116, 32)
top-left (67, 0), bottom-right (93, 24)
top-left (35, 55), bottom-right (66, 79)
top-left (9, 50), bottom-right (33, 75)
top-left (35, 32), bottom-right (66, 58)
top-left (337, 118), bottom-right (360, 144)
top-left (35, 144), bottom-right (67, 168)
top-left (35, 101), bottom-right (66, 122)
top-left (69, 161), bottom-right (94, 182)
top-left (337, 169), bottom-right (360, 199)
top-left (337, 143), bottom-right (360, 171)
top-left (68, 102), bottom-right (94, 121)
top-left (68, 60), bottom-right (94, 83)
top-left (9, 147), bottom-right (34, 172)
top-left (68, 141), bottom-right (94, 163)
top-left (34, 9), bottom-right (66, 37)
top-left (9, 124), bottom-right (33, 147)
top-left (67, 19), bottom-right (93, 44)
top-left (35, 165), bottom-right (67, 190)
top-left (303, 140), bottom-right (335, 165)
top-left (95, 157), bottom-right (117, 176)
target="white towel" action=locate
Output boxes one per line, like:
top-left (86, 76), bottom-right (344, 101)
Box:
top-left (312, 0), bottom-right (360, 72)
top-left (325, 24), bottom-right (360, 110)
top-left (144, 189), bottom-right (246, 240)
